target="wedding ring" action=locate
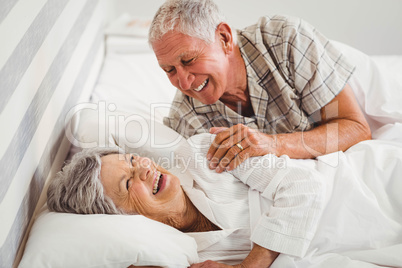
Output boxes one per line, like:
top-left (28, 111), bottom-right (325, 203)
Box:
top-left (236, 143), bottom-right (244, 151)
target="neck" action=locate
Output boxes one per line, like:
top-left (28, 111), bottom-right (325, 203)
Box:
top-left (220, 45), bottom-right (253, 117)
top-left (179, 194), bottom-right (220, 233)
top-left (221, 88), bottom-right (254, 117)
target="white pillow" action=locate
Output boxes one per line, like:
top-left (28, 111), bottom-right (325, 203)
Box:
top-left (19, 210), bottom-right (199, 268)
top-left (71, 108), bottom-right (187, 169)
top-left (90, 52), bottom-right (177, 124)
top-left (331, 41), bottom-right (402, 141)
top-left (104, 14), bottom-right (151, 38)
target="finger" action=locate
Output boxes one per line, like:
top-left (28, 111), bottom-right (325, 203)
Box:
top-left (215, 139), bottom-right (248, 172)
top-left (207, 126), bottom-right (239, 161)
top-left (226, 148), bottom-right (250, 171)
top-left (209, 127), bottom-right (228, 134)
top-left (208, 132), bottom-right (244, 169)
top-left (208, 125), bottom-right (248, 169)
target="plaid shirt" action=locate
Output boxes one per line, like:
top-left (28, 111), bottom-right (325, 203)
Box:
top-left (164, 15), bottom-right (355, 138)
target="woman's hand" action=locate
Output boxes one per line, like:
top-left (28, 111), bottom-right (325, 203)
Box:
top-left (207, 124), bottom-right (279, 172)
top-left (190, 244), bottom-right (278, 268)
top-left (190, 260), bottom-right (240, 268)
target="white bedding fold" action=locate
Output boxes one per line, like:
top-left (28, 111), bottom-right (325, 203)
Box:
top-left (272, 140), bottom-right (402, 267)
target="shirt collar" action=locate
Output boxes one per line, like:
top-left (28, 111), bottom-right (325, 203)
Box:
top-left (186, 228), bottom-right (239, 251)
top-left (237, 32), bottom-right (271, 128)
top-left (191, 97), bottom-right (219, 114)
top-left (169, 165), bottom-right (220, 226)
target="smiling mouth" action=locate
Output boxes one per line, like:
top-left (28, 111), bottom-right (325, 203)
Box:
top-left (152, 171), bottom-right (162, 195)
top-left (193, 79), bottom-right (208, 92)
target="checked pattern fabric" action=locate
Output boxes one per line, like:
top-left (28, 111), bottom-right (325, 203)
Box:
top-left (164, 15), bottom-right (355, 138)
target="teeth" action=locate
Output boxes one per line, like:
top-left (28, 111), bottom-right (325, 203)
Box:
top-left (153, 171), bottom-right (161, 194)
top-left (193, 79), bottom-right (208, 92)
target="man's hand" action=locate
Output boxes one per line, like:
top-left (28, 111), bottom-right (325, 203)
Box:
top-left (207, 124), bottom-right (278, 173)
top-left (207, 85), bottom-right (371, 171)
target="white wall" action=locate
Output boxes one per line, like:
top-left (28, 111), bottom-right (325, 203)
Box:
top-left (0, 1), bottom-right (107, 267)
top-left (109, 0), bottom-right (402, 55)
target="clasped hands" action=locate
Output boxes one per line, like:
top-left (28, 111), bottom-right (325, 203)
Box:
top-left (207, 124), bottom-right (279, 173)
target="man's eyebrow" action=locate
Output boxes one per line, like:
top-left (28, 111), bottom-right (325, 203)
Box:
top-left (159, 63), bottom-right (172, 69)
top-left (178, 51), bottom-right (197, 59)
top-left (158, 51), bottom-right (197, 68)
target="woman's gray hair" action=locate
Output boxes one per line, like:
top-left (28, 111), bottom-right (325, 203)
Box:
top-left (148, 0), bottom-right (226, 45)
top-left (47, 147), bottom-right (124, 215)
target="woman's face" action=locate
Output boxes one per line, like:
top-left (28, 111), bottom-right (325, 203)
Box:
top-left (100, 154), bottom-right (185, 222)
top-left (152, 30), bottom-right (231, 105)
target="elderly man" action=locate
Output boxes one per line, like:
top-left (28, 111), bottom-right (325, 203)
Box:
top-left (148, 0), bottom-right (371, 172)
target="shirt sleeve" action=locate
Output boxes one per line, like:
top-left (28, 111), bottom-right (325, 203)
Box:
top-left (263, 15), bottom-right (356, 115)
top-left (230, 155), bottom-right (325, 257)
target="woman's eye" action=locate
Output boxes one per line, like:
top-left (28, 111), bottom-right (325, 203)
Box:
top-left (130, 155), bottom-right (134, 163)
top-left (126, 179), bottom-right (131, 190)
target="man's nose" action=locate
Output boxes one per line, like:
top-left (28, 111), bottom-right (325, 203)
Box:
top-left (176, 67), bottom-right (195, 91)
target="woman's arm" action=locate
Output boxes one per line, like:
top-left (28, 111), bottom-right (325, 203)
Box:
top-left (190, 244), bottom-right (279, 268)
top-left (127, 265), bottom-right (162, 268)
top-left (230, 157), bottom-right (325, 258)
top-left (237, 244), bottom-right (279, 268)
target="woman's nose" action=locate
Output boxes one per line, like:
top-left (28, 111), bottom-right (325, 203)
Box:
top-left (134, 157), bottom-right (153, 181)
top-left (176, 67), bottom-right (195, 91)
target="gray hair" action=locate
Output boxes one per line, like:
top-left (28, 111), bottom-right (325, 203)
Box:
top-left (47, 147), bottom-right (123, 215)
top-left (148, 0), bottom-right (226, 45)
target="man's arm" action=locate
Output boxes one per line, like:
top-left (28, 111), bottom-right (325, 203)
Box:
top-left (275, 84), bottom-right (371, 159)
top-left (207, 84), bottom-right (371, 172)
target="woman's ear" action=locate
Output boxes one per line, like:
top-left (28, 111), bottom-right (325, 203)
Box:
top-left (216, 22), bottom-right (234, 53)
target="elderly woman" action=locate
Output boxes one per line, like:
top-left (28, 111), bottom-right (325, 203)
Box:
top-left (148, 0), bottom-right (371, 172)
top-left (47, 134), bottom-right (325, 267)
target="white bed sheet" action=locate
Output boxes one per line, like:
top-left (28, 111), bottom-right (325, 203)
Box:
top-left (86, 37), bottom-right (402, 267)
top-left (272, 140), bottom-right (402, 268)
top-left (92, 39), bottom-right (402, 140)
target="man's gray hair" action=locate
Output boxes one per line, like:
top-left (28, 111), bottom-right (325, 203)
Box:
top-left (47, 147), bottom-right (123, 215)
top-left (148, 0), bottom-right (226, 45)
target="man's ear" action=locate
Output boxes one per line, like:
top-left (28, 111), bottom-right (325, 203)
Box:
top-left (216, 22), bottom-right (234, 53)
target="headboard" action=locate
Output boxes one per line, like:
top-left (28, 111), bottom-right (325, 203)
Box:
top-left (0, 1), bottom-right (107, 267)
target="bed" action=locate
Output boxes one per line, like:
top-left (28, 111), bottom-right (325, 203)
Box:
top-left (9, 8), bottom-right (402, 268)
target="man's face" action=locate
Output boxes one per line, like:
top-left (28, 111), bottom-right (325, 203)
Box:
top-left (152, 31), bottom-right (231, 105)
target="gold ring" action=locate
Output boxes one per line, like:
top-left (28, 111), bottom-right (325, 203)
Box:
top-left (236, 143), bottom-right (244, 151)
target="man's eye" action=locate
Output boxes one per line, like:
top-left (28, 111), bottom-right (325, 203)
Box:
top-left (182, 58), bottom-right (194, 65)
top-left (130, 155), bottom-right (134, 163)
top-left (164, 67), bottom-right (175, 73)
top-left (126, 179), bottom-right (130, 190)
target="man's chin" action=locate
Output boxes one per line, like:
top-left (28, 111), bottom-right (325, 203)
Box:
top-left (200, 99), bottom-right (219, 105)
top-left (197, 93), bottom-right (221, 105)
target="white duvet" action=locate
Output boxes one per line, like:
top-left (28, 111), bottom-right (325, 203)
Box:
top-left (84, 37), bottom-right (402, 267)
top-left (272, 43), bottom-right (402, 268)
top-left (271, 140), bottom-right (402, 267)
